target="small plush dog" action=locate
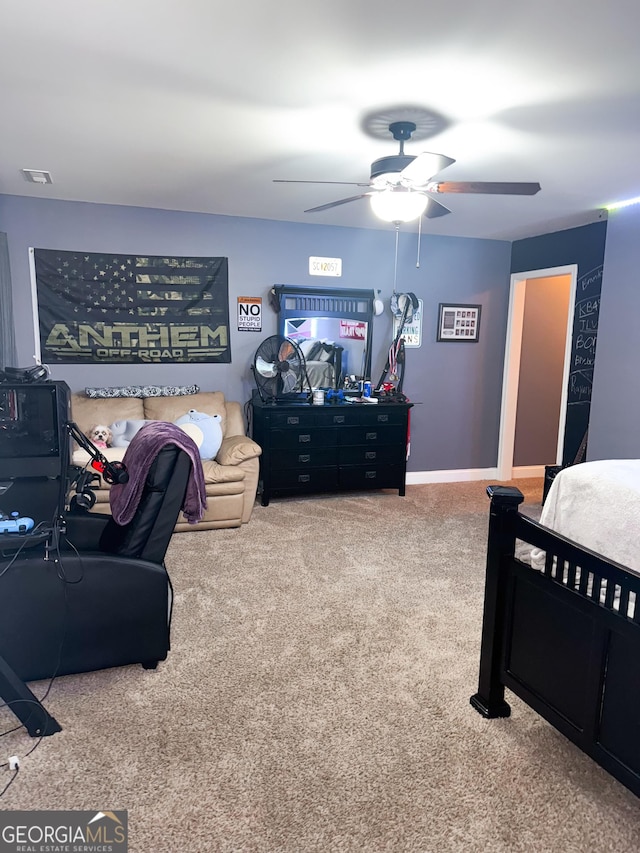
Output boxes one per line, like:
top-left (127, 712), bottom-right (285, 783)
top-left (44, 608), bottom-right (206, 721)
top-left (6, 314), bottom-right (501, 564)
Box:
top-left (86, 424), bottom-right (113, 449)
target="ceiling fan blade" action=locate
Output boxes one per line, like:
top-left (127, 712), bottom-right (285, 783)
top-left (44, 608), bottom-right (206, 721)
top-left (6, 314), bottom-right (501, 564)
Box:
top-left (274, 179), bottom-right (371, 187)
top-left (424, 198), bottom-right (451, 219)
top-left (304, 194), bottom-right (370, 213)
top-left (429, 181), bottom-right (541, 196)
top-left (399, 152), bottom-right (456, 185)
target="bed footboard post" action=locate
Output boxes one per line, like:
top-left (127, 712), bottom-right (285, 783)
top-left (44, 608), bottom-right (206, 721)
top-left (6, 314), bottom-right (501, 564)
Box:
top-left (470, 485), bottom-right (524, 719)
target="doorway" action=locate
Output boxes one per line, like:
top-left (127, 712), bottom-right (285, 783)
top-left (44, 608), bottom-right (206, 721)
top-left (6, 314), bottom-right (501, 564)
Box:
top-left (497, 265), bottom-right (577, 481)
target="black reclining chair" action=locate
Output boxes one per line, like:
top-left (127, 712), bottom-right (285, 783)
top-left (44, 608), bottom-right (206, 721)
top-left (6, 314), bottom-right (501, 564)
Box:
top-left (0, 442), bottom-right (192, 736)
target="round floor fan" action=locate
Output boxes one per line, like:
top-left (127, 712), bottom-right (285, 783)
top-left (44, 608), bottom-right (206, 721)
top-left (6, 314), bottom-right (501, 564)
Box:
top-left (252, 336), bottom-right (310, 403)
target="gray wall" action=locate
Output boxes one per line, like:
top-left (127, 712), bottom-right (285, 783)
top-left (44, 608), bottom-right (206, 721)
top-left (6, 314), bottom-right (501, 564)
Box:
top-left (0, 193), bottom-right (512, 473)
top-left (588, 204), bottom-right (640, 459)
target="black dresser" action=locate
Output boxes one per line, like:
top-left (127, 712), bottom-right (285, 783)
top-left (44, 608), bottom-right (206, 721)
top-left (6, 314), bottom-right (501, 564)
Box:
top-left (250, 395), bottom-right (412, 506)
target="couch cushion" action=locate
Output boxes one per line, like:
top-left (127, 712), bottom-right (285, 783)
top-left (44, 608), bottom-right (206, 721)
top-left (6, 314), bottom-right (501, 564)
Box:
top-left (71, 393), bottom-right (145, 437)
top-left (72, 446), bottom-right (128, 467)
top-left (144, 391), bottom-right (227, 429)
top-left (201, 459), bottom-right (246, 485)
top-left (217, 434), bottom-right (262, 465)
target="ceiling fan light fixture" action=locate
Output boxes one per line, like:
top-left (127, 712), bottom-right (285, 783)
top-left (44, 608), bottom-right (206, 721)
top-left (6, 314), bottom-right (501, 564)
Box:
top-left (371, 171), bottom-right (405, 189)
top-left (370, 189), bottom-right (429, 223)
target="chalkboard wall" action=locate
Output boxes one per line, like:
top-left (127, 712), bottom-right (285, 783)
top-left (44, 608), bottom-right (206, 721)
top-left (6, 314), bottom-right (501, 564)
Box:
top-left (511, 219), bottom-right (607, 465)
top-left (588, 204), bottom-right (640, 460)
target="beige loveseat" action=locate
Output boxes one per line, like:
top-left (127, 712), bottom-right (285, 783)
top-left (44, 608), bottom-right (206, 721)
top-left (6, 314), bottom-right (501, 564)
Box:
top-left (70, 391), bottom-right (261, 531)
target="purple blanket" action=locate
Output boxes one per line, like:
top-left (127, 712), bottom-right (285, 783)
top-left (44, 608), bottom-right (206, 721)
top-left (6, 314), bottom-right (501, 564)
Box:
top-left (110, 422), bottom-right (207, 526)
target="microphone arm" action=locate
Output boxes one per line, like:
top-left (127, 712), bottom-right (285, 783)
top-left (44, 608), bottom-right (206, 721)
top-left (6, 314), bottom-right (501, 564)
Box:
top-left (66, 422), bottom-right (129, 485)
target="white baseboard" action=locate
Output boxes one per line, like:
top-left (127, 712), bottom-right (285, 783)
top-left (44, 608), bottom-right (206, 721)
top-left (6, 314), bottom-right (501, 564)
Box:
top-left (406, 468), bottom-right (499, 485)
top-left (405, 465), bottom-right (546, 485)
top-left (512, 465), bottom-right (545, 478)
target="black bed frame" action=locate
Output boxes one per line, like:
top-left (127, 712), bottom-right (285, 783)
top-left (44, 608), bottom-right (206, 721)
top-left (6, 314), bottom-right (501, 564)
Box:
top-left (471, 486), bottom-right (640, 798)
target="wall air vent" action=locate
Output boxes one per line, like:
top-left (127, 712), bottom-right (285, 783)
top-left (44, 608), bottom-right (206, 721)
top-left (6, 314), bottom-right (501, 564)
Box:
top-left (21, 169), bottom-right (53, 184)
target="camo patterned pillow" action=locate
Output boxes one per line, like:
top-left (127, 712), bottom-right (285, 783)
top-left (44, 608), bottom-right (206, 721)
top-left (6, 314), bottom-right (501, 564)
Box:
top-left (85, 384), bottom-right (199, 399)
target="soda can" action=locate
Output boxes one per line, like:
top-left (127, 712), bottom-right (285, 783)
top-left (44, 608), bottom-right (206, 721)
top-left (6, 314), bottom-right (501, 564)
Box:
top-left (363, 381), bottom-right (372, 398)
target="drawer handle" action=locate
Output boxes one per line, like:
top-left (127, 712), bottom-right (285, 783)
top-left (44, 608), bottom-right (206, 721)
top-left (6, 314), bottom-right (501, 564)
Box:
top-left (365, 432), bottom-right (377, 440)
top-left (298, 474), bottom-right (311, 483)
top-left (298, 454), bottom-right (311, 463)
top-left (287, 416), bottom-right (300, 425)
top-left (365, 451), bottom-right (377, 460)
top-left (333, 415), bottom-right (345, 424)
top-left (365, 471), bottom-right (377, 479)
top-left (299, 434), bottom-right (311, 443)
top-left (377, 414), bottom-right (389, 423)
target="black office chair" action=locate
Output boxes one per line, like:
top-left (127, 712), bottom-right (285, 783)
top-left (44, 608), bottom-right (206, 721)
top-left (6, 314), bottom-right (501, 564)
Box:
top-left (0, 442), bottom-right (193, 735)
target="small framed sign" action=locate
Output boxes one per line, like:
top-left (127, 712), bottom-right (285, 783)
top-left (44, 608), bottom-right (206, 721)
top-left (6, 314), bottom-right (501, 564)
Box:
top-left (437, 303), bottom-right (481, 342)
top-left (393, 298), bottom-right (423, 348)
top-left (237, 296), bottom-right (262, 332)
top-left (309, 256), bottom-right (342, 277)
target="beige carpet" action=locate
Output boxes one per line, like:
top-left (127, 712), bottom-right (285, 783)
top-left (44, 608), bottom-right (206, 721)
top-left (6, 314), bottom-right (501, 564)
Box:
top-left (2, 479), bottom-right (639, 852)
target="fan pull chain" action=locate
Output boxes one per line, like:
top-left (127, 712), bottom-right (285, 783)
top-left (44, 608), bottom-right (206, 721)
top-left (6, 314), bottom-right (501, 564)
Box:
top-left (392, 223), bottom-right (400, 294)
top-left (416, 215), bottom-right (422, 268)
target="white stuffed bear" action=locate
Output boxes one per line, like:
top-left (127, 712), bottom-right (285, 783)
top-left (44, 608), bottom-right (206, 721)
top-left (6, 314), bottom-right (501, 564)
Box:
top-left (174, 410), bottom-right (223, 459)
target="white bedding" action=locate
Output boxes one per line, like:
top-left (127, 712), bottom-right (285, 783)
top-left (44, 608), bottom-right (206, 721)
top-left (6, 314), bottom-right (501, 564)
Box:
top-left (531, 459), bottom-right (640, 577)
top-left (305, 360), bottom-right (335, 389)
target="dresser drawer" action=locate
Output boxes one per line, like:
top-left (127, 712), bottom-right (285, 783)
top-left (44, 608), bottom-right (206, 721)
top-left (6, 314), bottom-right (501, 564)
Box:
top-left (270, 410), bottom-right (318, 429)
top-left (271, 447), bottom-right (337, 469)
top-left (268, 407), bottom-right (361, 428)
top-left (270, 467), bottom-right (339, 491)
top-left (313, 408), bottom-right (360, 427)
top-left (339, 464), bottom-right (405, 490)
top-left (338, 425), bottom-right (407, 447)
top-left (338, 445), bottom-right (404, 466)
top-left (357, 407), bottom-right (408, 426)
top-left (270, 427), bottom-right (337, 449)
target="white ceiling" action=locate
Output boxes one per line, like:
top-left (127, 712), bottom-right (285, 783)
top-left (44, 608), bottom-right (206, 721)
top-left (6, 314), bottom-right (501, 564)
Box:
top-left (1, 1), bottom-right (639, 240)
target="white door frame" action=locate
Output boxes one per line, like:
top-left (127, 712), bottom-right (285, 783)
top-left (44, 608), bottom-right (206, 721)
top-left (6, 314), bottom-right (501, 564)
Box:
top-left (496, 264), bottom-right (578, 481)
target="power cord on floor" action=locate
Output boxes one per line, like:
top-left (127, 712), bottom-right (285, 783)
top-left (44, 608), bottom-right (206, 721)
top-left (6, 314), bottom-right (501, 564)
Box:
top-left (0, 697), bottom-right (49, 799)
top-left (0, 762), bottom-right (19, 798)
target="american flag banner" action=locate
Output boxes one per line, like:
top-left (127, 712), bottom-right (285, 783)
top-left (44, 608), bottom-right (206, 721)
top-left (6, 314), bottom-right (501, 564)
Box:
top-left (34, 250), bottom-right (230, 364)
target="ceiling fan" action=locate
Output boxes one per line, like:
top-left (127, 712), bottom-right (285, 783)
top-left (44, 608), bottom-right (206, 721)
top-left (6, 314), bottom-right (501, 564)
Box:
top-left (274, 121), bottom-right (541, 221)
